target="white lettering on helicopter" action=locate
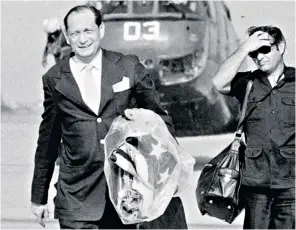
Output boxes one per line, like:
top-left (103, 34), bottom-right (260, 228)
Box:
top-left (123, 21), bottom-right (160, 41)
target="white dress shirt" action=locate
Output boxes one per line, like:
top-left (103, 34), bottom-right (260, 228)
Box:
top-left (69, 50), bottom-right (102, 115)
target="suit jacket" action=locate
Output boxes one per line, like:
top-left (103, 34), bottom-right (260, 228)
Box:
top-left (31, 49), bottom-right (174, 221)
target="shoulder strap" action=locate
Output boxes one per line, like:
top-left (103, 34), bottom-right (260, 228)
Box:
top-left (237, 78), bottom-right (279, 133)
top-left (236, 79), bottom-right (254, 133)
top-left (230, 79), bottom-right (253, 152)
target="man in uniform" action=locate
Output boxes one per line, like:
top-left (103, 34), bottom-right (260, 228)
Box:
top-left (213, 26), bottom-right (295, 229)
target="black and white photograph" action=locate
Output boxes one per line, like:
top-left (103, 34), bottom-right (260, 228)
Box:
top-left (1, 0), bottom-right (295, 229)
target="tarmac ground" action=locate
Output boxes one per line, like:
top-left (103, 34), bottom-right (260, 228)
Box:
top-left (1, 118), bottom-right (244, 229)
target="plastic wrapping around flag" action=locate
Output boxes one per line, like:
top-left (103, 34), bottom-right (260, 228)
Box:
top-left (104, 108), bottom-right (195, 224)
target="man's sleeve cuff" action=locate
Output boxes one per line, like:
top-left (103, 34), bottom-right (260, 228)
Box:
top-left (31, 187), bottom-right (48, 205)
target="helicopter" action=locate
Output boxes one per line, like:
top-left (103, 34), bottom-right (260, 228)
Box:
top-left (42, 0), bottom-right (243, 136)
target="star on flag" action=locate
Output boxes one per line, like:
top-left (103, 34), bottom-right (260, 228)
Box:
top-left (150, 141), bottom-right (167, 160)
top-left (157, 167), bottom-right (170, 185)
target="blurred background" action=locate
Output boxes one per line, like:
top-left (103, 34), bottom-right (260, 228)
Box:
top-left (1, 1), bottom-right (295, 108)
top-left (1, 0), bottom-right (295, 135)
top-left (1, 1), bottom-right (295, 229)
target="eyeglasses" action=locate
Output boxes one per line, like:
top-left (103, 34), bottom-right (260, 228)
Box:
top-left (248, 45), bottom-right (273, 58)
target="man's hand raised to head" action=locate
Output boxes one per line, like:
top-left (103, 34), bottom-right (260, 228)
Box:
top-left (242, 31), bottom-right (273, 53)
top-left (31, 203), bottom-right (49, 228)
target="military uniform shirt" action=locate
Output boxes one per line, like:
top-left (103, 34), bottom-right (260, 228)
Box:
top-left (228, 66), bottom-right (295, 189)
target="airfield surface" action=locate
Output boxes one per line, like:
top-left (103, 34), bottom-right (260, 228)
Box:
top-left (1, 114), bottom-right (244, 229)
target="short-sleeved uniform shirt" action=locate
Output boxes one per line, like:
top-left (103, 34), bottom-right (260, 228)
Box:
top-left (228, 66), bottom-right (295, 189)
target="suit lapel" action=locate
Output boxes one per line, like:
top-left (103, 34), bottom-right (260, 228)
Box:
top-left (54, 50), bottom-right (124, 116)
top-left (55, 58), bottom-right (95, 114)
top-left (98, 49), bottom-right (123, 115)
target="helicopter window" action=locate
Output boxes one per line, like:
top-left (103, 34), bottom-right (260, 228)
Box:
top-left (159, 1), bottom-right (203, 14)
top-left (97, 1), bottom-right (128, 14)
top-left (95, 0), bottom-right (207, 20)
top-left (159, 1), bottom-right (181, 13)
top-left (132, 1), bottom-right (154, 14)
top-left (187, 1), bottom-right (207, 16)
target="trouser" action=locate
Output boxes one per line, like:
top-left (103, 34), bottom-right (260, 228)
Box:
top-left (59, 196), bottom-right (187, 229)
top-left (240, 186), bottom-right (295, 229)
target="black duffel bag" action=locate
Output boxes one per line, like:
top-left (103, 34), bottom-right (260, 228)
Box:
top-left (196, 132), bottom-right (244, 223)
top-left (196, 79), bottom-right (254, 224)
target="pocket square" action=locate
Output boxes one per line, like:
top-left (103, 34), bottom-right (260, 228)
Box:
top-left (112, 76), bottom-right (130, 92)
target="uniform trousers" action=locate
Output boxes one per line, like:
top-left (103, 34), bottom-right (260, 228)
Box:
top-left (240, 186), bottom-right (295, 229)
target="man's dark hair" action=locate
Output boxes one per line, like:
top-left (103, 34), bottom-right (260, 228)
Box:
top-left (247, 26), bottom-right (286, 47)
top-left (63, 5), bottom-right (102, 31)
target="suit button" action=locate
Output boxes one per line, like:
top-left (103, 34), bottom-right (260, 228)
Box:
top-left (100, 139), bottom-right (105, 145)
top-left (271, 110), bottom-right (275, 114)
top-left (97, 117), bottom-right (102, 123)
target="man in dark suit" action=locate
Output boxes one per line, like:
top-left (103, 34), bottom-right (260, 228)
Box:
top-left (31, 4), bottom-right (187, 229)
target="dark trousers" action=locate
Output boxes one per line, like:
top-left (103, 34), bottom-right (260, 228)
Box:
top-left (59, 197), bottom-right (187, 229)
top-left (241, 186), bottom-right (295, 229)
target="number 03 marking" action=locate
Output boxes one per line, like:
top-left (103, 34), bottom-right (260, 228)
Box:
top-left (123, 21), bottom-right (160, 41)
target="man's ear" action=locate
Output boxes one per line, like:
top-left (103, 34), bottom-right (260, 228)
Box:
top-left (99, 22), bottom-right (105, 39)
top-left (62, 27), bottom-right (70, 45)
top-left (278, 41), bottom-right (286, 55)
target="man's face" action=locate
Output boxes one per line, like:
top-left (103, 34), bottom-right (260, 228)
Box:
top-left (65, 9), bottom-right (104, 63)
top-left (250, 36), bottom-right (284, 74)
